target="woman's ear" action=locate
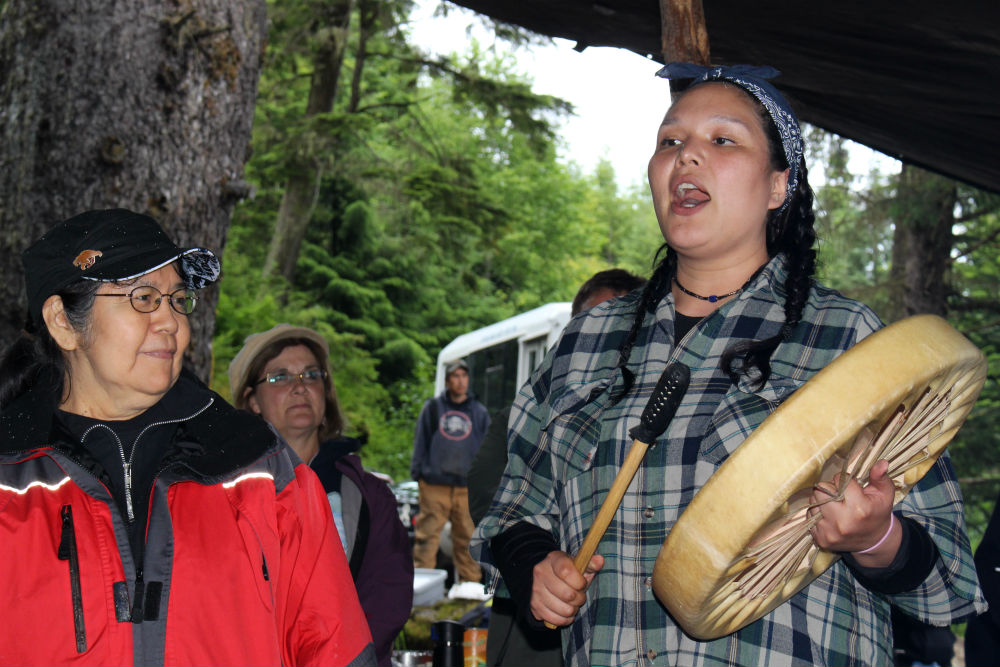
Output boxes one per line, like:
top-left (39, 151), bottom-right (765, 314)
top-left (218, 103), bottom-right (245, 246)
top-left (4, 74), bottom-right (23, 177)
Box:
top-left (245, 387), bottom-right (262, 415)
top-left (41, 295), bottom-right (80, 352)
top-left (767, 168), bottom-right (791, 210)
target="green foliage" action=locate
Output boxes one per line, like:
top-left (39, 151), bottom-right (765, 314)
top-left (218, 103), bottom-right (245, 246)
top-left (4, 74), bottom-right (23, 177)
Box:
top-left (808, 126), bottom-right (1000, 543)
top-left (221, 6), bottom-right (1000, 552)
top-left (809, 128), bottom-right (896, 315)
top-left (211, 1), bottom-right (657, 480)
top-left (947, 194), bottom-right (1000, 544)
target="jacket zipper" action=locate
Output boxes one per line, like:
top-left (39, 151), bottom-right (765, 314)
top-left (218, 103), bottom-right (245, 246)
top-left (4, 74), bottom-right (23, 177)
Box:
top-left (131, 566), bottom-right (145, 622)
top-left (58, 505), bottom-right (87, 653)
top-left (127, 398), bottom-right (216, 623)
top-left (69, 398), bottom-right (215, 624)
top-left (238, 508), bottom-right (280, 663)
top-left (243, 515), bottom-right (276, 605)
top-left (80, 398), bottom-right (214, 523)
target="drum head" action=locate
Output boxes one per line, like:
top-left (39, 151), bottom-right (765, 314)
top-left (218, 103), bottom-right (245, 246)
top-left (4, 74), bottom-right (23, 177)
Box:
top-left (652, 314), bottom-right (987, 640)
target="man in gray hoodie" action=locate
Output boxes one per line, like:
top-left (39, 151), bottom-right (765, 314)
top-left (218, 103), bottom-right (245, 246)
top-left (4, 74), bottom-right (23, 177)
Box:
top-left (411, 359), bottom-right (490, 586)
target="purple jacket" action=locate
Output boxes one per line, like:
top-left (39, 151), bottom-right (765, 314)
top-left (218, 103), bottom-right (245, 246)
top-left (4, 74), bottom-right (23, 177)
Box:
top-left (312, 438), bottom-right (413, 666)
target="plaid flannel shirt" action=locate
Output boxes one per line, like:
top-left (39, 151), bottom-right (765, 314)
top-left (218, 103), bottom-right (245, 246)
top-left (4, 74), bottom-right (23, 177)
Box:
top-left (472, 254), bottom-right (985, 667)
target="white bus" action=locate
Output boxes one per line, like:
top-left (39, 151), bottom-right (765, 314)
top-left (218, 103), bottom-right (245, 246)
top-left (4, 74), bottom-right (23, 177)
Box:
top-left (433, 302), bottom-right (572, 416)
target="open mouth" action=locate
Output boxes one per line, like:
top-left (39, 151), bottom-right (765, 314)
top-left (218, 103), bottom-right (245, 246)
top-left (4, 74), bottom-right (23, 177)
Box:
top-left (674, 181), bottom-right (711, 208)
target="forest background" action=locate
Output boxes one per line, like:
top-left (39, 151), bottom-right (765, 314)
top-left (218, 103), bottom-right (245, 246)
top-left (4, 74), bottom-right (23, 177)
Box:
top-left (1, 0), bottom-right (998, 547)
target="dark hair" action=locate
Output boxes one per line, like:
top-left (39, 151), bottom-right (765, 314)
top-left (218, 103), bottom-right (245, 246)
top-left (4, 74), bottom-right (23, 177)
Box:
top-left (234, 336), bottom-right (346, 440)
top-left (572, 269), bottom-right (648, 316)
top-left (613, 82), bottom-right (816, 398)
top-left (0, 280), bottom-right (101, 411)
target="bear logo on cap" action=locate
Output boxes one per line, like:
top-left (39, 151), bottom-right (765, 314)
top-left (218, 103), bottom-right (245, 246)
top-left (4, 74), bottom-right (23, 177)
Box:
top-left (73, 249), bottom-right (103, 270)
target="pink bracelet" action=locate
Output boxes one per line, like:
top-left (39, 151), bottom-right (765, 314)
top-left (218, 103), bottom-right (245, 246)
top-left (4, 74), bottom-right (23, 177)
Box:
top-left (855, 514), bottom-right (896, 555)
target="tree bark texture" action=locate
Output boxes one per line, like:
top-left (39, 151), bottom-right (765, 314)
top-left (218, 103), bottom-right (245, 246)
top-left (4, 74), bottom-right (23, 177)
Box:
top-left (262, 0), bottom-right (352, 283)
top-left (0, 0), bottom-right (266, 379)
top-left (659, 0), bottom-right (710, 65)
top-left (886, 164), bottom-right (957, 320)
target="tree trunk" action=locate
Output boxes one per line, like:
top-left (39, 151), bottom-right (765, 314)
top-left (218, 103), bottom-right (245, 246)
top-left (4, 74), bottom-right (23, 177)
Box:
top-left (347, 0), bottom-right (375, 114)
top-left (659, 0), bottom-right (711, 65)
top-left (262, 0), bottom-right (353, 283)
top-left (886, 164), bottom-right (956, 320)
top-left (0, 0), bottom-right (266, 380)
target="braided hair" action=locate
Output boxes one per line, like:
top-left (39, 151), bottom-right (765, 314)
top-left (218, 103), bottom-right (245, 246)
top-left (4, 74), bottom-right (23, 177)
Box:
top-left (614, 82), bottom-right (817, 399)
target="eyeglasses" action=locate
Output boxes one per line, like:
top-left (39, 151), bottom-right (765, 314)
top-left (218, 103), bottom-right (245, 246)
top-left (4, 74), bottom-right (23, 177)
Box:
top-left (255, 368), bottom-right (328, 387)
top-left (94, 285), bottom-right (198, 315)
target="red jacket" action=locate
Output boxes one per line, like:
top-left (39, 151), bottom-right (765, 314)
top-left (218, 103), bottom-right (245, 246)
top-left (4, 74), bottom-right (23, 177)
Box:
top-left (0, 374), bottom-right (375, 666)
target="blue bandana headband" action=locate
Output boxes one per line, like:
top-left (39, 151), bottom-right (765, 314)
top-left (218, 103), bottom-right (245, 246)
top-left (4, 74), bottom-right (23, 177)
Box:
top-left (656, 63), bottom-right (804, 212)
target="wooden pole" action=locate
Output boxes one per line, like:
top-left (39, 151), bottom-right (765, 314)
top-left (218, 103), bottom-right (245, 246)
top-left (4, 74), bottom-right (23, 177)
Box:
top-left (660, 0), bottom-right (711, 65)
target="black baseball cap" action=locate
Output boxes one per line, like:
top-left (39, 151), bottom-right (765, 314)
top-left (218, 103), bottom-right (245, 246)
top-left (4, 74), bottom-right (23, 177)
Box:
top-left (22, 208), bottom-right (220, 325)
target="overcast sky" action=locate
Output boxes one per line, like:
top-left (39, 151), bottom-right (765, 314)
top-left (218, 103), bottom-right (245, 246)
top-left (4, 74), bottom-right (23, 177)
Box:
top-left (407, 2), bottom-right (898, 189)
top-left (408, 2), bottom-right (669, 188)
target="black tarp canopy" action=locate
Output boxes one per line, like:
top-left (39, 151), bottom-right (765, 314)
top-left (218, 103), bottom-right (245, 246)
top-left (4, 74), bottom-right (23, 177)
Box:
top-left (449, 0), bottom-right (1000, 193)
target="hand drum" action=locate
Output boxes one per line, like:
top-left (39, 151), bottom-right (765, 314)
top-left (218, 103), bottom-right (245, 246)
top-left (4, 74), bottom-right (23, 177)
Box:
top-left (653, 315), bottom-right (987, 640)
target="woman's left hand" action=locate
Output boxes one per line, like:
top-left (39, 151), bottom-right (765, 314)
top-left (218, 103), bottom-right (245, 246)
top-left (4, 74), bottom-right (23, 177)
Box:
top-left (809, 459), bottom-right (902, 568)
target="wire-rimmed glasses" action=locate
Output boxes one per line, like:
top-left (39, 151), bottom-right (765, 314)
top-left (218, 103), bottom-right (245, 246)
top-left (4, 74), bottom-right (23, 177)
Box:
top-left (255, 368), bottom-right (328, 387)
top-left (94, 285), bottom-right (198, 315)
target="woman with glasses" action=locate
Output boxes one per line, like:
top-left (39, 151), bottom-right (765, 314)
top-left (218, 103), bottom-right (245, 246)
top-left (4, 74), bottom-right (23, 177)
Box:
top-left (229, 324), bottom-right (413, 667)
top-left (0, 209), bottom-right (375, 666)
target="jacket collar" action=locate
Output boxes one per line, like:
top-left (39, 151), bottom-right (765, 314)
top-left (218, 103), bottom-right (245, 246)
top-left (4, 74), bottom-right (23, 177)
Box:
top-left (0, 371), bottom-right (61, 453)
top-left (1, 369), bottom-right (277, 478)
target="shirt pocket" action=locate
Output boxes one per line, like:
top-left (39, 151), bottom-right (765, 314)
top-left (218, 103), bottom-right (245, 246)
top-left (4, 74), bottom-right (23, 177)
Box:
top-left (699, 375), bottom-right (800, 466)
top-left (541, 377), bottom-right (631, 550)
top-left (542, 378), bottom-right (615, 483)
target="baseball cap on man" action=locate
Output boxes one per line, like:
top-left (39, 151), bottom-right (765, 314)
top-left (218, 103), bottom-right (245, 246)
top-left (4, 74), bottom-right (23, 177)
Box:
top-left (444, 359), bottom-right (469, 377)
top-left (22, 208), bottom-right (220, 325)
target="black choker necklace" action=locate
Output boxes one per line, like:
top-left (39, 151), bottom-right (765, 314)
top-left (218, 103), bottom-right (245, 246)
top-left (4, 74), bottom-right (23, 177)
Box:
top-left (674, 273), bottom-right (755, 303)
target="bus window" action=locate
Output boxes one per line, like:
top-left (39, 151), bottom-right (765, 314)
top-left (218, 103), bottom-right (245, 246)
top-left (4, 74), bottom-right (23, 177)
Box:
top-left (519, 336), bottom-right (548, 390)
top-left (466, 338), bottom-right (518, 416)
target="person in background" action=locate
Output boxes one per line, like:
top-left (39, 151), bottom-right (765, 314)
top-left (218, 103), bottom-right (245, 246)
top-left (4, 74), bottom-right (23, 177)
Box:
top-left (229, 324), bottom-right (412, 666)
top-left (964, 487), bottom-right (1000, 666)
top-left (473, 64), bottom-right (984, 666)
top-left (411, 358), bottom-right (490, 597)
top-left (0, 209), bottom-right (374, 666)
top-left (890, 605), bottom-right (954, 667)
top-left (468, 268), bottom-right (646, 666)
top-left (569, 269), bottom-right (649, 320)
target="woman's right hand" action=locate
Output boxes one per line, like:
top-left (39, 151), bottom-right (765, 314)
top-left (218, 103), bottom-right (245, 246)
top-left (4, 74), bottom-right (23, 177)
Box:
top-left (530, 551), bottom-right (604, 627)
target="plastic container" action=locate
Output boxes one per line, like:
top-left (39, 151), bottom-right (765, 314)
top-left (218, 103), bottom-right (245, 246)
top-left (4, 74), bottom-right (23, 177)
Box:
top-left (413, 568), bottom-right (447, 607)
